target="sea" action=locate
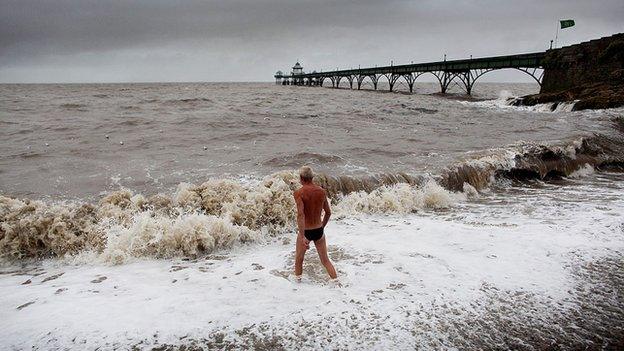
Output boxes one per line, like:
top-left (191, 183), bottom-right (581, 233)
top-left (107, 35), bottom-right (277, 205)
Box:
top-left (1, 82), bottom-right (623, 350)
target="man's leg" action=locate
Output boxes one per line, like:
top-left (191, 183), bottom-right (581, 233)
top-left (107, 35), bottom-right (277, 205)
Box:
top-left (314, 236), bottom-right (337, 279)
top-left (294, 234), bottom-right (308, 277)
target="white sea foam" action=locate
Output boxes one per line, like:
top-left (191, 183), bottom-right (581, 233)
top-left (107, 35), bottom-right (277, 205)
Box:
top-left (2, 172), bottom-right (623, 349)
top-left (334, 180), bottom-right (463, 217)
top-left (0, 172), bottom-right (467, 264)
top-left (101, 212), bottom-right (259, 265)
top-left (4, 128), bottom-right (620, 264)
top-left (462, 182), bottom-right (479, 198)
top-left (568, 164), bottom-right (595, 178)
top-left (461, 91), bottom-right (578, 113)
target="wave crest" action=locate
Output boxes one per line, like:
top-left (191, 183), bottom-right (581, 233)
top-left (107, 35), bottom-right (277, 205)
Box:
top-left (101, 212), bottom-right (259, 265)
top-left (2, 120), bottom-right (622, 263)
top-left (441, 132), bottom-right (624, 191)
top-left (335, 181), bottom-right (463, 216)
top-left (0, 172), bottom-right (462, 263)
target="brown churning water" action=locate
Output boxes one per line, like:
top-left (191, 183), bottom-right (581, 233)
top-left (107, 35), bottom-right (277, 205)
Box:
top-left (1, 82), bottom-right (623, 261)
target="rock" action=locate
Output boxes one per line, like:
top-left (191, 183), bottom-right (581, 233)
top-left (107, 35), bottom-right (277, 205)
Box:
top-left (513, 82), bottom-right (624, 111)
top-left (515, 33), bottom-right (624, 111)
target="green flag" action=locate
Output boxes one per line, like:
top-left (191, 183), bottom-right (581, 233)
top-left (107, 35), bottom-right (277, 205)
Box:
top-left (560, 19), bottom-right (575, 29)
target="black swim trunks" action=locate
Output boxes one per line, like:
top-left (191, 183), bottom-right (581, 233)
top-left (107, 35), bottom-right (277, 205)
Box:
top-left (304, 227), bottom-right (324, 241)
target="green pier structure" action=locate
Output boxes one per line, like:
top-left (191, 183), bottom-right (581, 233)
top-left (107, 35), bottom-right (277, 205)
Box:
top-left (275, 52), bottom-right (545, 95)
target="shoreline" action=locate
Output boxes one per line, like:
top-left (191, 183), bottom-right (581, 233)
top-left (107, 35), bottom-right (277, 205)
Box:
top-left (2, 172), bottom-right (623, 349)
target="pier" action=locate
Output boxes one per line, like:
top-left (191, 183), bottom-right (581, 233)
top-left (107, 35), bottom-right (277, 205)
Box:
top-left (275, 52), bottom-right (545, 95)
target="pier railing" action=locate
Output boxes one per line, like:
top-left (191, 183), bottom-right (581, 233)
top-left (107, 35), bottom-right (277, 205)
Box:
top-left (275, 51), bottom-right (545, 95)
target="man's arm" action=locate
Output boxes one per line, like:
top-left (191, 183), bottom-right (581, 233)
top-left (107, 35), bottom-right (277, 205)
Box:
top-left (294, 191), bottom-right (308, 246)
top-left (321, 194), bottom-right (331, 228)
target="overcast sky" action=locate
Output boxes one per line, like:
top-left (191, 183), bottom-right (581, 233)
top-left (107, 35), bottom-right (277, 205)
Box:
top-left (1, 0), bottom-right (622, 83)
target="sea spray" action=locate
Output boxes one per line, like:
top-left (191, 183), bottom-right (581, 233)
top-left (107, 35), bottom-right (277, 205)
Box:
top-left (332, 180), bottom-right (463, 217)
top-left (568, 164), bottom-right (595, 178)
top-left (101, 212), bottom-right (259, 265)
top-left (0, 196), bottom-right (104, 259)
top-left (462, 90), bottom-right (578, 112)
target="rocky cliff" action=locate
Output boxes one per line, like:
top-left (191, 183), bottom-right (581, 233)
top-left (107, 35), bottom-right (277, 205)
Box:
top-left (513, 33), bottom-right (624, 110)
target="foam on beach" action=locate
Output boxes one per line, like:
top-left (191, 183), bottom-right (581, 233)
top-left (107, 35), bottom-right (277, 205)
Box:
top-left (2, 171), bottom-right (623, 350)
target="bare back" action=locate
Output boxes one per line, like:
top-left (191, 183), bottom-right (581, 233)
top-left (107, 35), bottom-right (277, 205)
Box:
top-left (294, 184), bottom-right (328, 229)
top-left (292, 173), bottom-right (336, 279)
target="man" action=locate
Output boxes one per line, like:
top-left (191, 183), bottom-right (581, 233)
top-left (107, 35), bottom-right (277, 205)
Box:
top-left (293, 166), bottom-right (337, 279)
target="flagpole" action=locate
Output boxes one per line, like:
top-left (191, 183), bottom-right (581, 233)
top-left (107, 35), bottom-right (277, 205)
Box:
top-left (555, 21), bottom-right (559, 48)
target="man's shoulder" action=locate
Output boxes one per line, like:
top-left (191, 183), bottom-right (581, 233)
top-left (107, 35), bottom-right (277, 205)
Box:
top-left (312, 185), bottom-right (326, 197)
top-left (297, 184), bottom-right (326, 195)
top-left (314, 184), bottom-right (326, 191)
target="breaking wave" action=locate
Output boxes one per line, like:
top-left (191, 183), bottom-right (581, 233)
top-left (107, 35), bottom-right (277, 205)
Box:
top-left (463, 90), bottom-right (577, 112)
top-left (0, 171), bottom-right (457, 263)
top-left (440, 119), bottom-right (624, 191)
top-left (1, 119), bottom-right (623, 264)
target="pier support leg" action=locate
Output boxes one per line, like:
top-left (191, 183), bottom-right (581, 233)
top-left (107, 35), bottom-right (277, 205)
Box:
top-left (440, 72), bottom-right (451, 94)
top-left (357, 75), bottom-right (366, 90)
top-left (402, 74), bottom-right (417, 94)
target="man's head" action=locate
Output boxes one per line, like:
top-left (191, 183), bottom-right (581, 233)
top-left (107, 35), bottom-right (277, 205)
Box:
top-left (299, 166), bottom-right (314, 184)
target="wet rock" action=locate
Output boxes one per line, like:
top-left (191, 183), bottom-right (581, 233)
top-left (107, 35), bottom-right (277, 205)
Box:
top-left (513, 83), bottom-right (624, 111)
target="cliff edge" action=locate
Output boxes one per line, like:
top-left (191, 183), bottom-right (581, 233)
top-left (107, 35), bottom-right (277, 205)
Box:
top-left (513, 33), bottom-right (624, 111)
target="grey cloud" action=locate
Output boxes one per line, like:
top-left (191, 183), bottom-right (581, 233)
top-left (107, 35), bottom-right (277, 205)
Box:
top-left (1, 0), bottom-right (622, 82)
